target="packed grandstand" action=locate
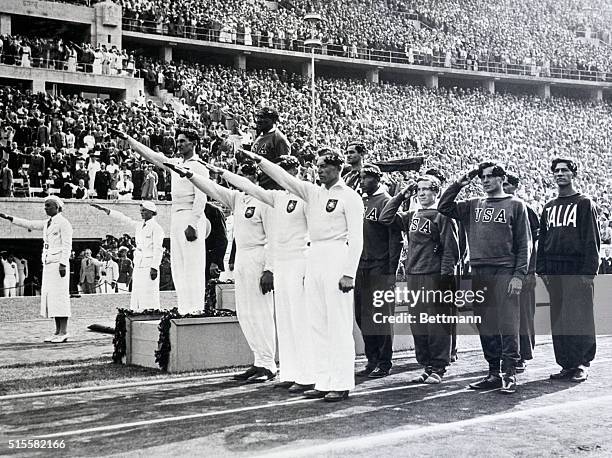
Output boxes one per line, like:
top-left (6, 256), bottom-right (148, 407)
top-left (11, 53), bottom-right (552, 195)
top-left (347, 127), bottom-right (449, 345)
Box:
top-left (0, 0), bottom-right (611, 243)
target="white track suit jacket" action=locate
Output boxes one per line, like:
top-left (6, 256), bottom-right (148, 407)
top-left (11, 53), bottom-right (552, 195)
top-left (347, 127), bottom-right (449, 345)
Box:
top-left (108, 210), bottom-right (165, 310)
top-left (12, 214), bottom-right (73, 317)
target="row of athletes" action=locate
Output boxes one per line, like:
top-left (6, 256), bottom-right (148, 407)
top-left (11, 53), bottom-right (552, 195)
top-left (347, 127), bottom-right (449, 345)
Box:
top-left (111, 125), bottom-right (600, 400)
top-left (1, 124), bottom-right (599, 399)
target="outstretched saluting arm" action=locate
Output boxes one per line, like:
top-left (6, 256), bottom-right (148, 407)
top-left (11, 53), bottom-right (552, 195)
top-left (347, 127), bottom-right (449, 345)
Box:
top-left (108, 128), bottom-right (172, 171)
top-left (164, 163), bottom-right (237, 210)
top-left (237, 149), bottom-right (312, 203)
top-left (207, 163), bottom-right (275, 207)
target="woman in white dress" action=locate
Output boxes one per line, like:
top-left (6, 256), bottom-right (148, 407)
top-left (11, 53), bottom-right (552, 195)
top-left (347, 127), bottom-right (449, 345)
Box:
top-left (20, 40), bottom-right (31, 67)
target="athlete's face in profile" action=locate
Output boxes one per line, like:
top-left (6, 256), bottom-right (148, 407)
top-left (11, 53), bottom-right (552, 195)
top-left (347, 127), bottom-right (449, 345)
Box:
top-left (44, 200), bottom-right (59, 217)
top-left (502, 181), bottom-right (516, 194)
top-left (316, 158), bottom-right (340, 185)
top-left (359, 172), bottom-right (379, 195)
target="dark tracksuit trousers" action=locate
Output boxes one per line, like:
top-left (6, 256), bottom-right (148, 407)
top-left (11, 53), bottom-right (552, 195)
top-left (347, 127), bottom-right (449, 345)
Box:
top-left (518, 280), bottom-right (536, 361)
top-left (544, 260), bottom-right (596, 370)
top-left (407, 273), bottom-right (452, 374)
top-left (471, 265), bottom-right (520, 375)
top-left (354, 264), bottom-right (394, 372)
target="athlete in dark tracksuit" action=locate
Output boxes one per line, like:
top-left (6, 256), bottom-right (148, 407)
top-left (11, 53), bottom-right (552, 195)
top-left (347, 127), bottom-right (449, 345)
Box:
top-left (503, 174), bottom-right (539, 371)
top-left (439, 162), bottom-right (531, 393)
top-left (537, 158), bottom-right (600, 383)
top-left (380, 176), bottom-right (459, 382)
top-left (354, 164), bottom-right (402, 377)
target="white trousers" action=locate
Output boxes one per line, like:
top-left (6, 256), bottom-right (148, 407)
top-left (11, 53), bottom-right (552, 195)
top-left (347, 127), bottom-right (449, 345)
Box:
top-left (171, 211), bottom-right (206, 314)
top-left (17, 273), bottom-right (26, 296)
top-left (131, 267), bottom-right (161, 312)
top-left (275, 257), bottom-right (315, 384)
top-left (234, 245), bottom-right (276, 373)
top-left (306, 242), bottom-right (356, 391)
top-left (3, 279), bottom-right (16, 297)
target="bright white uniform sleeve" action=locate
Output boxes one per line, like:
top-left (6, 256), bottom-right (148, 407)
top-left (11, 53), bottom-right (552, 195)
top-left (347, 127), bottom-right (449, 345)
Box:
top-left (257, 158), bottom-right (315, 203)
top-left (107, 209), bottom-right (140, 231)
top-left (151, 222), bottom-right (165, 269)
top-left (59, 218), bottom-right (73, 266)
top-left (220, 170), bottom-right (275, 207)
top-left (342, 190), bottom-right (365, 278)
top-left (10, 217), bottom-right (46, 231)
top-left (187, 161), bottom-right (209, 228)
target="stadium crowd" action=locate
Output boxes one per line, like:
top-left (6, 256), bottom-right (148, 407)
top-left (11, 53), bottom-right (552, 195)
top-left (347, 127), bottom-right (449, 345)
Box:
top-left (0, 35), bottom-right (134, 75)
top-left (1, 58), bottom-right (611, 234)
top-left (118, 0), bottom-right (612, 78)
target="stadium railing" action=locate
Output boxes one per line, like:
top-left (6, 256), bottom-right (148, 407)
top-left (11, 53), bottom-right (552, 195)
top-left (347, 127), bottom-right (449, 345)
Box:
top-left (0, 54), bottom-right (137, 77)
top-left (125, 18), bottom-right (611, 83)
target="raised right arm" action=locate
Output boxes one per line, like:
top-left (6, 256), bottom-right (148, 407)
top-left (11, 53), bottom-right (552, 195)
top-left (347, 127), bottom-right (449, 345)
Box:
top-left (215, 167), bottom-right (275, 207)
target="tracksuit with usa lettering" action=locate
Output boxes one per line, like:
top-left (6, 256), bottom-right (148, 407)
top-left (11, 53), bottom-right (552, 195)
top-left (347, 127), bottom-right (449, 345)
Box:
top-left (380, 193), bottom-right (459, 374)
top-left (356, 187), bottom-right (402, 373)
top-left (438, 183), bottom-right (531, 376)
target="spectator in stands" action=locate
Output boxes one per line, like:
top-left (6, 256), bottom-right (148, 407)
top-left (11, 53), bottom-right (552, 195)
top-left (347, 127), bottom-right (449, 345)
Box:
top-left (94, 162), bottom-right (111, 200)
top-left (0, 159), bottom-right (13, 197)
top-left (74, 179), bottom-right (89, 199)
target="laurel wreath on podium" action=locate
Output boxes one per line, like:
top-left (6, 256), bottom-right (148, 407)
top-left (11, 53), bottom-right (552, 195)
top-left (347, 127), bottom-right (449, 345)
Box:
top-left (112, 279), bottom-right (237, 370)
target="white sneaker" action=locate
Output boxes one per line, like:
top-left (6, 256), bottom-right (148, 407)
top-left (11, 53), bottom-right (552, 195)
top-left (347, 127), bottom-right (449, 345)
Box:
top-left (44, 335), bottom-right (57, 343)
top-left (50, 334), bottom-right (69, 343)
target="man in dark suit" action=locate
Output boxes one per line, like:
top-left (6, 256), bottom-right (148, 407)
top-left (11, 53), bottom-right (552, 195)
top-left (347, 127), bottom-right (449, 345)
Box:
top-left (204, 202), bottom-right (228, 284)
top-left (79, 249), bottom-right (100, 294)
top-left (94, 163), bottom-right (111, 200)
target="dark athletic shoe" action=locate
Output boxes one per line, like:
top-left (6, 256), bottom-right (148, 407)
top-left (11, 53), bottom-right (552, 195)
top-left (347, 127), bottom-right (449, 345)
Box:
top-left (355, 367), bottom-right (375, 377)
top-left (515, 360), bottom-right (527, 374)
top-left (500, 374), bottom-right (517, 394)
top-left (571, 367), bottom-right (588, 383)
top-left (368, 368), bottom-right (390, 378)
top-left (232, 366), bottom-right (259, 381)
top-left (550, 368), bottom-right (576, 380)
top-left (288, 383), bottom-right (315, 393)
top-left (303, 389), bottom-right (328, 399)
top-left (468, 374), bottom-right (502, 390)
top-left (323, 391), bottom-right (349, 402)
top-left (246, 368), bottom-right (277, 383)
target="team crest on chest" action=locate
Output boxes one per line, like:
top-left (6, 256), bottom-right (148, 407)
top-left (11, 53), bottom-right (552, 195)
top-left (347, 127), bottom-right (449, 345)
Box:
top-left (326, 199), bottom-right (338, 212)
top-left (286, 200), bottom-right (297, 213)
top-left (244, 206), bottom-right (256, 218)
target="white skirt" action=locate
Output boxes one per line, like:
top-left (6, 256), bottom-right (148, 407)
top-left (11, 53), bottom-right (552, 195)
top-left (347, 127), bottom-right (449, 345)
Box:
top-left (41, 262), bottom-right (71, 318)
top-left (130, 267), bottom-right (161, 311)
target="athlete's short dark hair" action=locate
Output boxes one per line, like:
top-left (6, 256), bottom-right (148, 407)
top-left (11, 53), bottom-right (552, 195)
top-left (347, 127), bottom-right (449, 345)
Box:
top-left (477, 161), bottom-right (506, 178)
top-left (551, 157), bottom-right (578, 176)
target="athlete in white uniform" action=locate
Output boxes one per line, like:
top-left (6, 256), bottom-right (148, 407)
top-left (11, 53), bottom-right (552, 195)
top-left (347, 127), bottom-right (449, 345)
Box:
top-left (1, 255), bottom-right (18, 297)
top-left (91, 201), bottom-right (165, 311)
top-left (164, 161), bottom-right (277, 383)
top-left (109, 128), bottom-right (208, 314)
top-left (1, 196), bottom-right (73, 342)
top-left (207, 156), bottom-right (315, 392)
top-left (241, 147), bottom-right (364, 402)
